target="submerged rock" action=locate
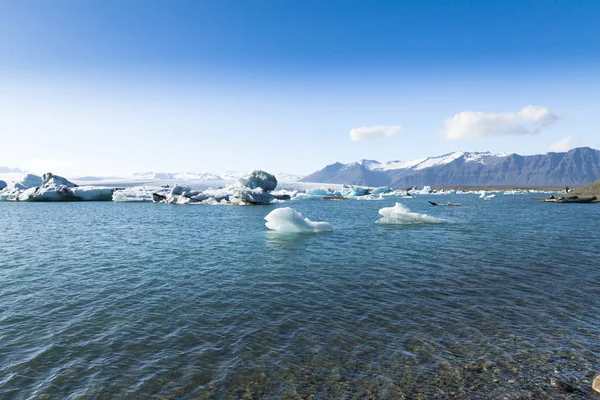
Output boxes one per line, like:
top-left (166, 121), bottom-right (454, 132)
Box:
top-left (550, 377), bottom-right (575, 392)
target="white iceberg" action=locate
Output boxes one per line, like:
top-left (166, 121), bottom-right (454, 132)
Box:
top-left (71, 187), bottom-right (116, 201)
top-left (149, 178), bottom-right (278, 206)
top-left (376, 202), bottom-right (445, 224)
top-left (0, 172), bottom-right (117, 202)
top-left (265, 207), bottom-right (333, 233)
top-left (112, 186), bottom-right (166, 202)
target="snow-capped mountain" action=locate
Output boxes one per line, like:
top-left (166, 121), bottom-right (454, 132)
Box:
top-left (301, 148), bottom-right (600, 186)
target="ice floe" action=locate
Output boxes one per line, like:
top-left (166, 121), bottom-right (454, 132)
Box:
top-left (265, 207), bottom-right (333, 233)
top-left (376, 202), bottom-right (445, 224)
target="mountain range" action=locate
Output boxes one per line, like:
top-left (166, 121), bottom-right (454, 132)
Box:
top-left (300, 147), bottom-right (600, 187)
top-left (0, 167), bottom-right (24, 174)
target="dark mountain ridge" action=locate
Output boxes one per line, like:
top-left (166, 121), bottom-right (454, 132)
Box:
top-left (301, 147), bottom-right (600, 187)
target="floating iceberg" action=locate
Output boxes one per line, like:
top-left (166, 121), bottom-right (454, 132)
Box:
top-left (371, 186), bottom-right (393, 195)
top-left (376, 202), bottom-right (445, 224)
top-left (237, 170), bottom-right (277, 191)
top-left (264, 207), bottom-right (333, 233)
top-left (148, 170), bottom-right (281, 206)
top-left (0, 173), bottom-right (117, 202)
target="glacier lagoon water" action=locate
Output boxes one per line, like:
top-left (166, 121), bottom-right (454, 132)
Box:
top-left (1, 196), bottom-right (599, 399)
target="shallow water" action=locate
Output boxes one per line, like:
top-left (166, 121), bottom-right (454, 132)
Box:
top-left (1, 196), bottom-right (599, 399)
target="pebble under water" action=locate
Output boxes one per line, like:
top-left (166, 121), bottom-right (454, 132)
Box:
top-left (1, 195), bottom-right (599, 399)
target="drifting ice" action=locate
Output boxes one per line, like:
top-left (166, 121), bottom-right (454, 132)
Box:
top-left (376, 202), bottom-right (444, 224)
top-left (264, 207), bottom-right (333, 233)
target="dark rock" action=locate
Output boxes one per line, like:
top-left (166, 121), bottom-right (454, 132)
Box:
top-left (152, 192), bottom-right (168, 203)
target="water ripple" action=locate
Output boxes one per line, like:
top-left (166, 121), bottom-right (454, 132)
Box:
top-left (0, 198), bottom-right (599, 398)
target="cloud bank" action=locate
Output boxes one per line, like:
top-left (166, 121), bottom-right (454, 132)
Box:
top-left (550, 136), bottom-right (578, 151)
top-left (350, 125), bottom-right (400, 142)
top-left (444, 105), bottom-right (558, 140)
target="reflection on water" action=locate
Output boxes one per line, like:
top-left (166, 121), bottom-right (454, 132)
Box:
top-left (264, 230), bottom-right (331, 250)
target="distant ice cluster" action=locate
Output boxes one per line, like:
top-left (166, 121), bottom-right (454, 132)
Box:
top-left (0, 170), bottom-right (557, 205)
top-left (147, 170), bottom-right (285, 205)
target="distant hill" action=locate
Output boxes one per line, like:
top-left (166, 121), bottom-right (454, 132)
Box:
top-left (301, 147), bottom-right (600, 187)
top-left (129, 171), bottom-right (305, 183)
top-left (0, 167), bottom-right (25, 174)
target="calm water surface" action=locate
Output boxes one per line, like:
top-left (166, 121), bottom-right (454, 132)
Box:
top-left (1, 196), bottom-right (599, 399)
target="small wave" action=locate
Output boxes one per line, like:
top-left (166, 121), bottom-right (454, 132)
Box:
top-left (265, 207), bottom-right (333, 233)
top-left (376, 202), bottom-right (444, 224)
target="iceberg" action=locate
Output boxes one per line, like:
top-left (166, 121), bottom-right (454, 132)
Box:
top-left (265, 207), bottom-right (333, 233)
top-left (149, 170), bottom-right (281, 206)
top-left (376, 202), bottom-right (444, 224)
top-left (71, 187), bottom-right (116, 201)
top-left (112, 186), bottom-right (167, 202)
top-left (12, 174), bottom-right (44, 190)
top-left (150, 184), bottom-right (209, 205)
top-left (0, 172), bottom-right (118, 202)
top-left (371, 186), bottom-right (392, 195)
top-left (237, 170), bottom-right (277, 191)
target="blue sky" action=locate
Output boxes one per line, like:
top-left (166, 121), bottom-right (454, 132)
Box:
top-left (1, 0), bottom-right (599, 175)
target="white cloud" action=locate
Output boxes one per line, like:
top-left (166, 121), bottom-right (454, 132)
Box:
top-left (550, 136), bottom-right (578, 151)
top-left (350, 125), bottom-right (401, 142)
top-left (444, 105), bottom-right (558, 140)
